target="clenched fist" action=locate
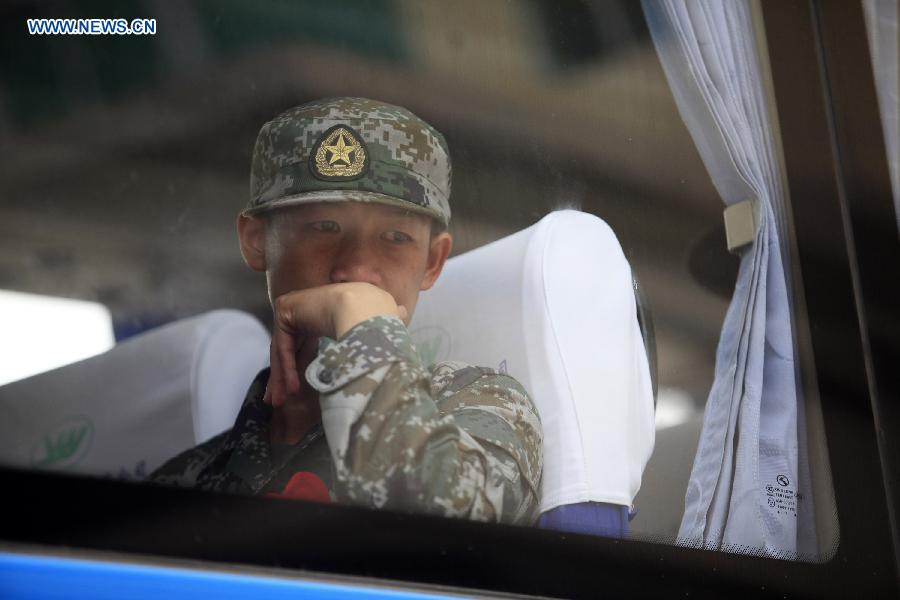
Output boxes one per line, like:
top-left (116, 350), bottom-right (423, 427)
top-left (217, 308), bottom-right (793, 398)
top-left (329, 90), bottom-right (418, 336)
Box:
top-left (264, 282), bottom-right (407, 407)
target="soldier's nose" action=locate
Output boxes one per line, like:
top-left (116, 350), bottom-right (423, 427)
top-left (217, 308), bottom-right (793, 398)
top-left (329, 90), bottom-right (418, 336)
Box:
top-left (330, 237), bottom-right (382, 287)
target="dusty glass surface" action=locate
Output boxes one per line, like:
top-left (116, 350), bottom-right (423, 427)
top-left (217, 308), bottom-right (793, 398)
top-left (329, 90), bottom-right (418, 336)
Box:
top-left (0, 0), bottom-right (754, 546)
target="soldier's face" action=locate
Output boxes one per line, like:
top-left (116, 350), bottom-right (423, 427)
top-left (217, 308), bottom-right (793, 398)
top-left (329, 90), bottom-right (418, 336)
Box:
top-left (261, 202), bottom-right (452, 321)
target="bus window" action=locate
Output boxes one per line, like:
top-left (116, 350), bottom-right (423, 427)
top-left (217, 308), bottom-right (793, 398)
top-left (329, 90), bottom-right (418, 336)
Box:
top-left (1, 3), bottom-right (897, 599)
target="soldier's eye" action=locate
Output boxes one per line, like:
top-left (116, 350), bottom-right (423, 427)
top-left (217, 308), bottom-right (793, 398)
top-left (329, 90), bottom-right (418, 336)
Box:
top-left (382, 230), bottom-right (413, 243)
top-left (308, 221), bottom-right (340, 233)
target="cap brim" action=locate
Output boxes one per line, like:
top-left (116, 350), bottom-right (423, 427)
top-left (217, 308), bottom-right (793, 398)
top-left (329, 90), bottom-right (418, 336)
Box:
top-left (242, 190), bottom-right (444, 224)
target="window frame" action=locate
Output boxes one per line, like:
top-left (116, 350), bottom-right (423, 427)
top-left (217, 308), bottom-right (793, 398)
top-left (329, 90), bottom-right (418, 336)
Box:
top-left (1, 1), bottom-right (898, 597)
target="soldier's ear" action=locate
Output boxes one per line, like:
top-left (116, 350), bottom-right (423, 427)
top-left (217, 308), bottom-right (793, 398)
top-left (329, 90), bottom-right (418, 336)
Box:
top-left (237, 213), bottom-right (268, 272)
top-left (420, 231), bottom-right (452, 291)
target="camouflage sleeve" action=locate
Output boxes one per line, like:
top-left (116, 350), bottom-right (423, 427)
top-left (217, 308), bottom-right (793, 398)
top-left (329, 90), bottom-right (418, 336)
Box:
top-left (305, 315), bottom-right (543, 525)
top-left (147, 430), bottom-right (228, 487)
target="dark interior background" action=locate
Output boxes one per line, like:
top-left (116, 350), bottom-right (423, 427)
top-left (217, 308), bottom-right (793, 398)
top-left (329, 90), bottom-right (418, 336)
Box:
top-left (0, 0), bottom-right (737, 401)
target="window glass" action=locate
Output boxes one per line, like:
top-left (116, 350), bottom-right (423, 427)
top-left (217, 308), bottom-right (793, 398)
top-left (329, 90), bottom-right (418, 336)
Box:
top-left (0, 0), bottom-right (835, 564)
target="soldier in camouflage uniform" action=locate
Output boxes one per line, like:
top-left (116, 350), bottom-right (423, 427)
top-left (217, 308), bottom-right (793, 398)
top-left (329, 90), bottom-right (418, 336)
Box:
top-left (151, 97), bottom-right (543, 525)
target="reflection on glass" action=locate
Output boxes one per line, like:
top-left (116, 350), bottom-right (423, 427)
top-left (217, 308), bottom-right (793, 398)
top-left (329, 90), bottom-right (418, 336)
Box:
top-left (0, 0), bottom-right (835, 564)
top-left (0, 290), bottom-right (113, 386)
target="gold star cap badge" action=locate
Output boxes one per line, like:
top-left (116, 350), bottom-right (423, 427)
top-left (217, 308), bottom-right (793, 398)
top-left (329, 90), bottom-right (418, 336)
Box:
top-left (310, 125), bottom-right (369, 181)
top-left (246, 97), bottom-right (451, 225)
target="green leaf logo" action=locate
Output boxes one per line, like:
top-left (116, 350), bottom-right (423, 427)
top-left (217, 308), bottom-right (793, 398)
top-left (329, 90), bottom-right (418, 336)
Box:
top-left (409, 326), bottom-right (452, 368)
top-left (31, 415), bottom-right (94, 470)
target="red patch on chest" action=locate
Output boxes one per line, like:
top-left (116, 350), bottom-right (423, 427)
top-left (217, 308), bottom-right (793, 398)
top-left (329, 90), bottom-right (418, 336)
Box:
top-left (265, 471), bottom-right (331, 504)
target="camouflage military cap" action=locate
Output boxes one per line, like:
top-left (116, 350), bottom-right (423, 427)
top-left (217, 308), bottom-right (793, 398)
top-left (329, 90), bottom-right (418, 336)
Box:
top-left (245, 97), bottom-right (452, 225)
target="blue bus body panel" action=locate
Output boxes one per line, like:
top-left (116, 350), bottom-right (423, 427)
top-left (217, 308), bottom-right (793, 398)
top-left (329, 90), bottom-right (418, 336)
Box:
top-left (0, 552), bottom-right (462, 600)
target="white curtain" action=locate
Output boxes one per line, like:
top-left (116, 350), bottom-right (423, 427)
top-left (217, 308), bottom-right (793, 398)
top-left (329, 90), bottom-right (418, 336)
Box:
top-left (863, 0), bottom-right (900, 234)
top-left (641, 0), bottom-right (816, 559)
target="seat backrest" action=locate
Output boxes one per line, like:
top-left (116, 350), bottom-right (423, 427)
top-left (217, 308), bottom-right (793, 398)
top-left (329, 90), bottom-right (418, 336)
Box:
top-left (0, 309), bottom-right (269, 479)
top-left (410, 210), bottom-right (656, 517)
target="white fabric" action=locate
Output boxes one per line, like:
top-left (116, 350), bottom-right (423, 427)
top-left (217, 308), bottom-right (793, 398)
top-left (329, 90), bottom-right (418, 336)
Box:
top-left (863, 0), bottom-right (900, 234)
top-left (410, 210), bottom-right (656, 513)
top-left (643, 0), bottom-right (815, 558)
top-left (0, 309), bottom-right (269, 479)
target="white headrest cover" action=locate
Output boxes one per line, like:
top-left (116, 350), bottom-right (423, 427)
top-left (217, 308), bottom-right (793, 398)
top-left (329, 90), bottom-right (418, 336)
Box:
top-left (0, 309), bottom-right (269, 478)
top-left (410, 210), bottom-right (655, 511)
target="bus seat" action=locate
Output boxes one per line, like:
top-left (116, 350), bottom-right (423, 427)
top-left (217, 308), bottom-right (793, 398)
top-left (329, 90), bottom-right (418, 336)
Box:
top-left (410, 209), bottom-right (657, 536)
top-left (0, 309), bottom-right (269, 479)
top-left (0, 211), bottom-right (654, 539)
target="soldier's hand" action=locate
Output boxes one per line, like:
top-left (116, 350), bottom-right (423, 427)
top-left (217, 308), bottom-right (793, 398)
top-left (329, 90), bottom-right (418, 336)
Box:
top-left (265, 282), bottom-right (407, 407)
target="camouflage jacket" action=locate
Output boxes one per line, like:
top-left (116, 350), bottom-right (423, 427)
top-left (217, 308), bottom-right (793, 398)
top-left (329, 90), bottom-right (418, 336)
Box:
top-left (150, 315), bottom-right (543, 525)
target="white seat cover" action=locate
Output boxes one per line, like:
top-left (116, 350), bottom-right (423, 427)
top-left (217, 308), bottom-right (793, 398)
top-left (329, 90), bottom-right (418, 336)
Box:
top-left (410, 210), bottom-right (655, 512)
top-left (0, 309), bottom-right (269, 479)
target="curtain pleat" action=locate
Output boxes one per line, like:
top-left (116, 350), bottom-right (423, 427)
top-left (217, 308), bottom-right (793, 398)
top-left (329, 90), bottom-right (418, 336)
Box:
top-left (863, 0), bottom-right (900, 233)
